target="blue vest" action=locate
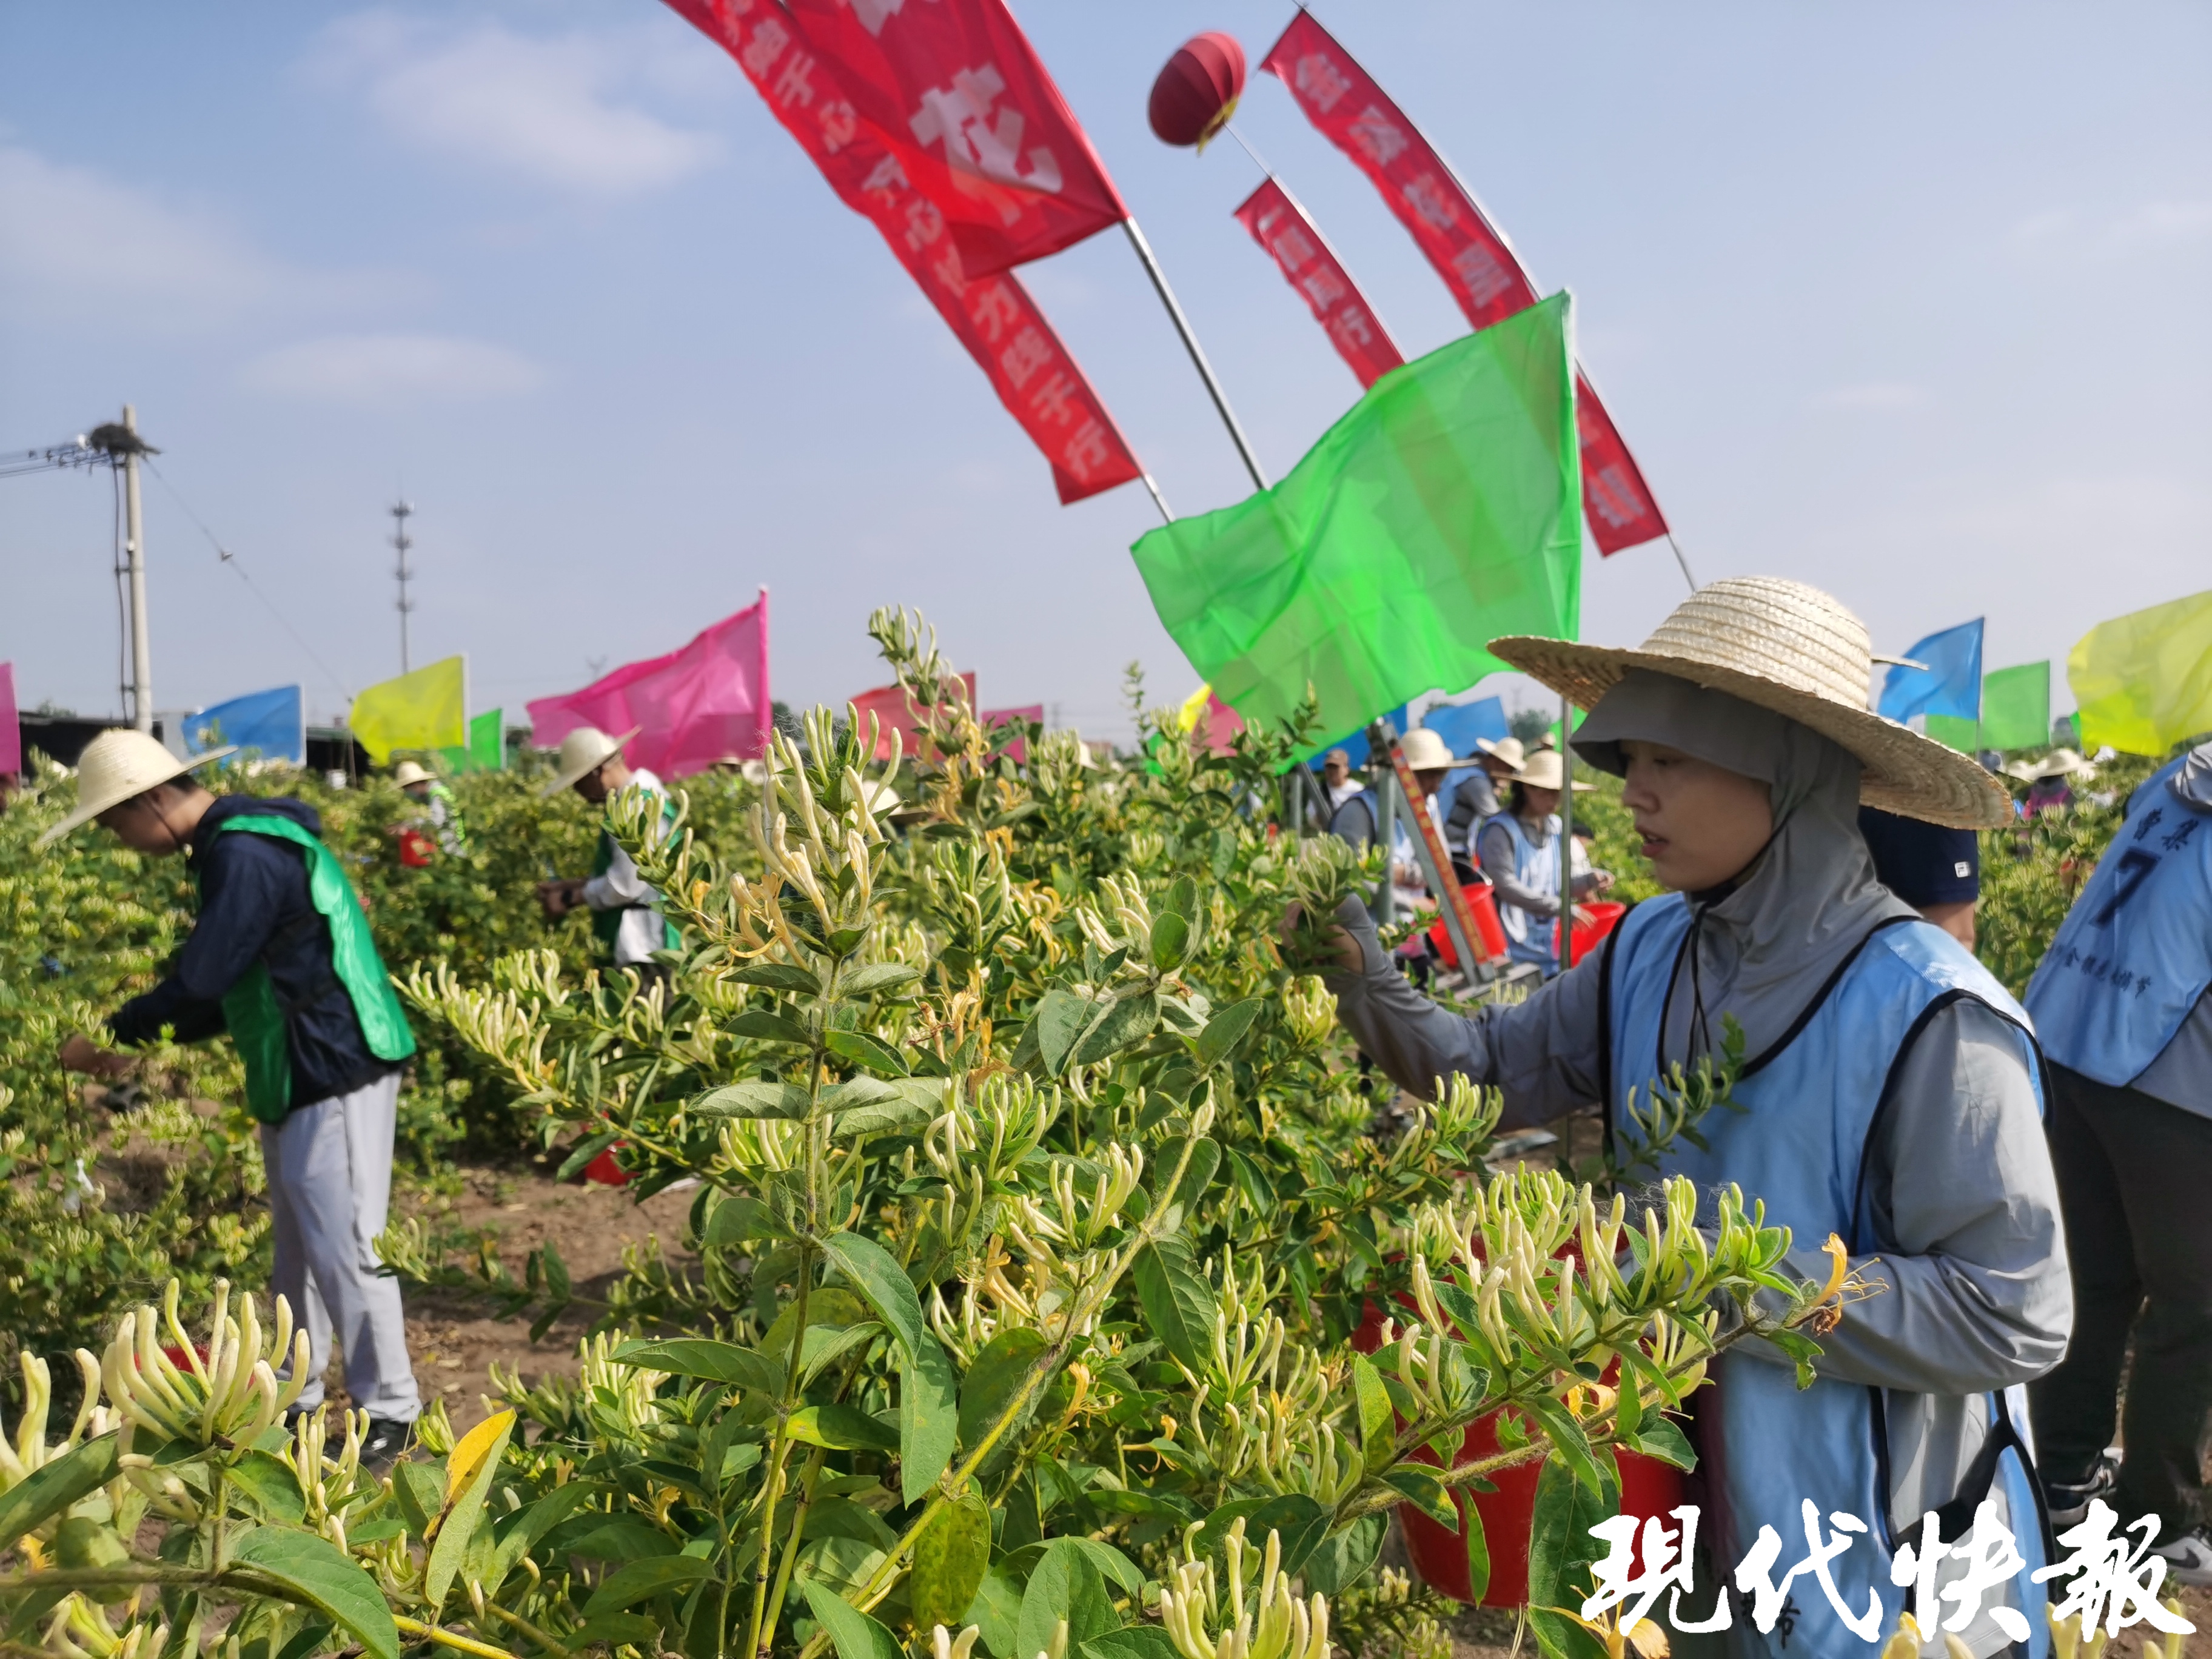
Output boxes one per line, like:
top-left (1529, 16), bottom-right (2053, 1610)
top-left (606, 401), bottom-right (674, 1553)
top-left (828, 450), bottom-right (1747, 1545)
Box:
top-left (2025, 757), bottom-right (2212, 1086)
top-left (1603, 897), bottom-right (2049, 1658)
top-left (1482, 811), bottom-right (1563, 971)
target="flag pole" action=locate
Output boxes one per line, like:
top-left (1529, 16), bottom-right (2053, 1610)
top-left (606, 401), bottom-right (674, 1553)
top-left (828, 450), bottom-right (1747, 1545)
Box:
top-left (1557, 690), bottom-right (1576, 977)
top-left (1122, 218), bottom-right (1270, 492)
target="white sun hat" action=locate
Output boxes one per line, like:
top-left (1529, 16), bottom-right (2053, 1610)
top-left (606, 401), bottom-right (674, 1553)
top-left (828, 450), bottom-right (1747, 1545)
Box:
top-left (36, 728), bottom-right (236, 850)
top-left (541, 726), bottom-right (641, 797)
top-left (1473, 735), bottom-right (1527, 770)
top-left (1397, 727), bottom-right (1460, 771)
top-left (1510, 749), bottom-right (1595, 793)
top-left (1489, 577), bottom-right (2015, 830)
top-left (391, 760), bottom-right (435, 788)
top-left (2005, 747), bottom-right (2094, 783)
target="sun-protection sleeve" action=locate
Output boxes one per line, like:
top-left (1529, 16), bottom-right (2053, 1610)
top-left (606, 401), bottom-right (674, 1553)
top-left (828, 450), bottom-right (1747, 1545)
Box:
top-left (1320, 896), bottom-right (1604, 1126)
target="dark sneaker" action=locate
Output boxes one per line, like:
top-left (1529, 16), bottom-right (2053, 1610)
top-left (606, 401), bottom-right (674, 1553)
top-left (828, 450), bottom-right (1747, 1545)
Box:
top-left (2045, 1451), bottom-right (2119, 1528)
top-left (360, 1418), bottom-right (415, 1475)
top-left (2151, 1525), bottom-right (2212, 1589)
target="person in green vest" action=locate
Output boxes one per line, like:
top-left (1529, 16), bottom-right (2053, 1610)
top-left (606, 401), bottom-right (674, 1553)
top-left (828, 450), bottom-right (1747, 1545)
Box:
top-left (392, 759), bottom-right (466, 854)
top-left (534, 726), bottom-right (677, 984)
top-left (44, 730), bottom-right (421, 1470)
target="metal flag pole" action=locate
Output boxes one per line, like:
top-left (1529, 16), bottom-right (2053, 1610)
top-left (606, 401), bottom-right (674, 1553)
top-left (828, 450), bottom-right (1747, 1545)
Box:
top-left (1370, 743), bottom-right (1398, 930)
top-left (1122, 218), bottom-right (1269, 493)
top-left (1557, 691), bottom-right (1577, 977)
top-left (1666, 533), bottom-right (1698, 592)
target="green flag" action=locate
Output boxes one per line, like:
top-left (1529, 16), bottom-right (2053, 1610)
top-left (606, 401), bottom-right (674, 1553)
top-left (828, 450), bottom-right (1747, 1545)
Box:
top-left (2069, 589), bottom-right (2212, 756)
top-left (440, 708), bottom-right (503, 774)
top-left (1925, 712), bottom-right (1979, 754)
top-left (1979, 662), bottom-right (2049, 752)
top-left (1130, 292), bottom-right (1581, 739)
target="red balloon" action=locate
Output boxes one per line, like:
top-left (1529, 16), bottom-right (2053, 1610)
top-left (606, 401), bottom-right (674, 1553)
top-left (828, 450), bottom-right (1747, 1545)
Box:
top-left (1148, 32), bottom-right (1246, 148)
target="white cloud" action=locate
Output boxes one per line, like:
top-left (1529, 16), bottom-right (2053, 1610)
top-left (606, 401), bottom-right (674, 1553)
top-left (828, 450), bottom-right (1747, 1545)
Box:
top-left (242, 333), bottom-right (547, 405)
top-left (1815, 381), bottom-right (1926, 411)
top-left (311, 12), bottom-right (721, 196)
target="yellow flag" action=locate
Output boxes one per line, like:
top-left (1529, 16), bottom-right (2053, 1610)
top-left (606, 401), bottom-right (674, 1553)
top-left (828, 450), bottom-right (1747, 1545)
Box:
top-left (2069, 590), bottom-right (2212, 756)
top-left (350, 656), bottom-right (466, 763)
top-left (1176, 682), bottom-right (1213, 732)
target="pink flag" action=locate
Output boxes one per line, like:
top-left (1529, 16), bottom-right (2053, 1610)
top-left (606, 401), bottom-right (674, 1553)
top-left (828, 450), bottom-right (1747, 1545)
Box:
top-left (850, 671), bottom-right (977, 762)
top-left (1234, 179), bottom-right (1403, 390)
top-left (0, 663), bottom-right (19, 776)
top-left (1261, 12), bottom-right (1670, 555)
top-left (528, 592), bottom-right (771, 777)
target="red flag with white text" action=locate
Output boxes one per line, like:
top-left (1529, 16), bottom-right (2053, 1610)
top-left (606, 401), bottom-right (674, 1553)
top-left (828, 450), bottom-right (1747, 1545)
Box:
top-left (1260, 10), bottom-right (1669, 554)
top-left (777, 0), bottom-right (1128, 279)
top-left (1233, 179), bottom-right (1404, 390)
top-left (663, 0), bottom-right (1141, 504)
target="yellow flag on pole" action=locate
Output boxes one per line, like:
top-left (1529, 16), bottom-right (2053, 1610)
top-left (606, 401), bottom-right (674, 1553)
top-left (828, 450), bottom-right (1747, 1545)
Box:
top-left (350, 656), bottom-right (467, 763)
top-left (2068, 590), bottom-right (2212, 757)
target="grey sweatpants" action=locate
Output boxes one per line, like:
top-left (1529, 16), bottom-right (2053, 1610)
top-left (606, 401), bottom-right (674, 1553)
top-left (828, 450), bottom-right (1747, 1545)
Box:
top-left (260, 1070), bottom-right (421, 1423)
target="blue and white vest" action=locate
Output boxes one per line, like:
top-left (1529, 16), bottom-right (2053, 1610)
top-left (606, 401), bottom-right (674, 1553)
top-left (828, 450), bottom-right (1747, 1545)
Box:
top-left (1482, 811), bottom-right (1563, 971)
top-left (2025, 757), bottom-right (2212, 1087)
top-left (1601, 896), bottom-right (2049, 1658)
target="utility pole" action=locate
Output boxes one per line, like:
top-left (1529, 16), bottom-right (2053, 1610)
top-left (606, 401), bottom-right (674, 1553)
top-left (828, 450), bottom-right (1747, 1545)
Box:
top-left (389, 500), bottom-right (415, 673)
top-left (121, 409), bottom-right (152, 731)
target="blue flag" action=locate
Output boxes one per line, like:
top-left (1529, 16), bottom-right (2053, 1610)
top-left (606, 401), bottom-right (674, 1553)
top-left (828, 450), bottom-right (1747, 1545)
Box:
top-left (1879, 620), bottom-right (1983, 725)
top-left (1419, 696), bottom-right (1510, 756)
top-left (1307, 705), bottom-right (1408, 771)
top-left (187, 685), bottom-right (304, 764)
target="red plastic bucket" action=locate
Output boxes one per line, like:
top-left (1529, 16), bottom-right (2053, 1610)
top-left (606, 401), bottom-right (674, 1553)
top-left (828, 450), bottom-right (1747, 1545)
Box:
top-left (1569, 900), bottom-right (1627, 965)
top-left (1425, 883), bottom-right (1510, 968)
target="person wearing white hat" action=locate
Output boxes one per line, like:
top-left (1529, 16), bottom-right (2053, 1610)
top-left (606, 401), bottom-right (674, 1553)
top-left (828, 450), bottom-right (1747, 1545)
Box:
top-left (1440, 733), bottom-right (1524, 859)
top-left (1302, 579), bottom-right (2068, 1657)
top-left (535, 726), bottom-right (677, 979)
top-left (42, 729), bottom-right (423, 1469)
top-left (1476, 746), bottom-right (1610, 976)
top-left (2006, 747), bottom-right (2094, 818)
top-left (392, 759), bottom-right (466, 854)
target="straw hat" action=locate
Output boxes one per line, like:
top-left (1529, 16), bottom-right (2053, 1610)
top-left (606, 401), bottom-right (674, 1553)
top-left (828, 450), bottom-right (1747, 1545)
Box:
top-left (36, 728), bottom-right (236, 850)
top-left (392, 760), bottom-right (434, 788)
top-left (1489, 577), bottom-right (2014, 829)
top-left (1511, 749), bottom-right (1594, 794)
top-left (1473, 735), bottom-right (1526, 770)
top-left (2006, 748), bottom-right (2093, 783)
top-left (1398, 728), bottom-right (1458, 771)
top-left (541, 726), bottom-right (640, 797)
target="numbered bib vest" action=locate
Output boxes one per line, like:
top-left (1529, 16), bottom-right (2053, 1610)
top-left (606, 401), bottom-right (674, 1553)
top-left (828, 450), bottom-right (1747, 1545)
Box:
top-left (1603, 896), bottom-right (2049, 1658)
top-left (2025, 757), bottom-right (2212, 1086)
top-left (1481, 811), bottom-right (1560, 968)
top-left (199, 816), bottom-right (415, 1124)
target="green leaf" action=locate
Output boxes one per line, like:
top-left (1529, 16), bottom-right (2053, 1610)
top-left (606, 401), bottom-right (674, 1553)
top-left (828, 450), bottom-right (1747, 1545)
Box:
top-left (567, 1612), bottom-right (661, 1652)
top-left (825, 1028), bottom-right (909, 1076)
top-left (958, 1327), bottom-right (1049, 1456)
top-left (566, 1521), bottom-right (680, 1561)
top-left (1149, 911), bottom-right (1190, 971)
top-left (703, 1195), bottom-right (785, 1248)
top-left (1526, 1395), bottom-right (1604, 1495)
top-left (1016, 1542), bottom-right (1114, 1659)
top-left (787, 1404), bottom-right (899, 1452)
top-left (799, 1321), bottom-right (883, 1383)
top-left (910, 1490), bottom-right (992, 1632)
top-left (1191, 1495), bottom-right (1332, 1577)
top-left (0, 1433), bottom-right (121, 1551)
top-left (1151, 1136), bottom-right (1221, 1224)
top-left (1195, 997), bottom-right (1264, 1070)
top-left (1302, 1513), bottom-right (1386, 1596)
top-left (1083, 1632), bottom-right (1180, 1659)
top-left (1627, 1416), bottom-right (1696, 1471)
top-left (613, 1338), bottom-right (785, 1395)
top-left (829, 1098), bottom-right (934, 1141)
top-left (1380, 1466), bottom-right (1458, 1532)
top-left (1351, 1354), bottom-right (1394, 1471)
top-left (900, 1330), bottom-right (959, 1504)
top-left (1463, 1487), bottom-right (1492, 1604)
top-left (728, 962), bottom-right (819, 994)
top-left (555, 1131), bottom-right (620, 1182)
top-left (967, 1557), bottom-right (1030, 1657)
top-left (1072, 991), bottom-right (1159, 1065)
top-left (391, 1460), bottom-right (442, 1540)
top-left (1162, 874), bottom-right (1199, 924)
top-left (817, 1076), bottom-right (900, 1113)
top-left (840, 962), bottom-right (921, 997)
top-left (424, 1409), bottom-right (515, 1609)
top-left (585, 1554), bottom-right (714, 1615)
top-left (797, 1581), bottom-right (906, 1659)
top-left (1031, 987), bottom-right (1094, 1078)
top-left (1526, 1454), bottom-right (1617, 1659)
top-left (689, 1081), bottom-right (809, 1119)
top-left (821, 1230), bottom-right (928, 1361)
top-left (1131, 1238), bottom-right (1215, 1375)
top-left (227, 1528), bottom-right (400, 1659)
top-left (1613, 1371), bottom-right (1642, 1441)
top-left (728, 1009), bottom-right (813, 1046)
top-left (227, 1452), bottom-right (306, 1524)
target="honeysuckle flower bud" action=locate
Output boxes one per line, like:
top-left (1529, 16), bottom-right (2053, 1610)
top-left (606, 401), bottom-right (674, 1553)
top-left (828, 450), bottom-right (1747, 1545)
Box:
top-left (930, 1627), bottom-right (980, 1659)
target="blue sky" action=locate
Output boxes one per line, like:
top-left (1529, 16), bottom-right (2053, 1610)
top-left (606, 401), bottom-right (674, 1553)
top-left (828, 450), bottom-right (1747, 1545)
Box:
top-left (3, 2), bottom-right (2206, 742)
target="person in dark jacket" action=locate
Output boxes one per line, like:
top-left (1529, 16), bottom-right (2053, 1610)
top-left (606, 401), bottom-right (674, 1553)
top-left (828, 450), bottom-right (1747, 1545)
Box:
top-left (45, 731), bottom-right (421, 1468)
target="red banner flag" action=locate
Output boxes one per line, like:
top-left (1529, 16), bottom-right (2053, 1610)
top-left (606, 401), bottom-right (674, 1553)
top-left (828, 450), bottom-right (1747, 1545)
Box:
top-left (1260, 11), bottom-right (1669, 554)
top-left (663, 0), bottom-right (1141, 504)
top-left (1233, 179), bottom-right (1404, 390)
top-left (778, 0), bottom-right (1128, 279)
top-left (527, 591), bottom-right (771, 776)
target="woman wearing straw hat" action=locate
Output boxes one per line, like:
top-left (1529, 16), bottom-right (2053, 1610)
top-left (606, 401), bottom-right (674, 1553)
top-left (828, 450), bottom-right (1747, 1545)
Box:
top-left (535, 726), bottom-right (677, 980)
top-left (1478, 745), bottom-right (1612, 976)
top-left (2004, 748), bottom-right (2094, 819)
top-left (1307, 579), bottom-right (2067, 1656)
top-left (41, 729), bottom-right (423, 1469)
top-left (392, 759), bottom-right (467, 854)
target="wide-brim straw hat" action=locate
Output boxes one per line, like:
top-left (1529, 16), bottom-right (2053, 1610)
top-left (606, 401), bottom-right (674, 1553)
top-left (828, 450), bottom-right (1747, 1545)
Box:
top-left (1398, 727), bottom-right (1458, 771)
top-left (541, 726), bottom-right (640, 797)
top-left (1473, 735), bottom-right (1527, 771)
top-left (36, 729), bottom-right (236, 850)
top-left (2006, 747), bottom-right (2093, 783)
top-left (1511, 749), bottom-right (1594, 794)
top-left (391, 760), bottom-right (434, 788)
top-left (1490, 577), bottom-right (2016, 829)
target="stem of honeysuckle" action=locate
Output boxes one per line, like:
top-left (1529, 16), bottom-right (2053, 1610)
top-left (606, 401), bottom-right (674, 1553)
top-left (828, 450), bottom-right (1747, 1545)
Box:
top-left (391, 1615), bottom-right (525, 1659)
top-left (757, 1447), bottom-right (827, 1656)
top-left (795, 1116), bottom-right (1216, 1659)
